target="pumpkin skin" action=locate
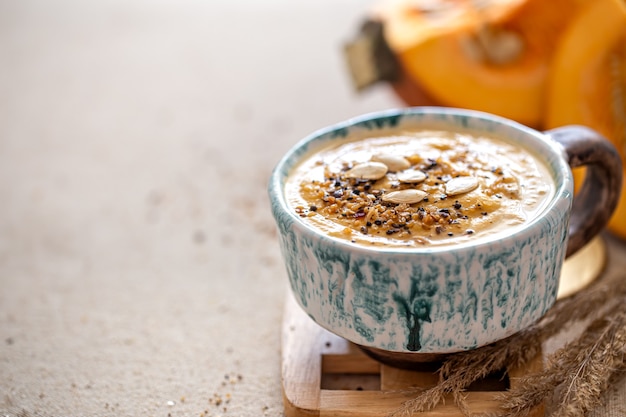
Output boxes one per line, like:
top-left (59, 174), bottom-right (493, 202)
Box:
top-left (546, 0), bottom-right (626, 238)
top-left (380, 0), bottom-right (591, 128)
top-left (389, 61), bottom-right (439, 107)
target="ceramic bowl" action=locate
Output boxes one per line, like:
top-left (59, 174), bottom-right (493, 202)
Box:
top-left (269, 107), bottom-right (621, 358)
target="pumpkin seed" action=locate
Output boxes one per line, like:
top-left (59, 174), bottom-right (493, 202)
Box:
top-left (345, 162), bottom-right (388, 180)
top-left (371, 154), bottom-right (411, 172)
top-left (445, 177), bottom-right (479, 196)
top-left (397, 169), bottom-right (427, 183)
top-left (382, 189), bottom-right (428, 204)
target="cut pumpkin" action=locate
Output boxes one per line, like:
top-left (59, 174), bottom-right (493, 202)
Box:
top-left (379, 0), bottom-right (591, 127)
top-left (374, 0), bottom-right (527, 51)
top-left (546, 0), bottom-right (626, 238)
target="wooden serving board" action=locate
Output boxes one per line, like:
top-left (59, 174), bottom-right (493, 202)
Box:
top-left (282, 291), bottom-right (544, 417)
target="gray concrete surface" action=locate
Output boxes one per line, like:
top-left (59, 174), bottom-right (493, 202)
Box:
top-left (0, 1), bottom-right (399, 415)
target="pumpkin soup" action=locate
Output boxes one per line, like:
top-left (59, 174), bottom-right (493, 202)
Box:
top-left (285, 130), bottom-right (554, 247)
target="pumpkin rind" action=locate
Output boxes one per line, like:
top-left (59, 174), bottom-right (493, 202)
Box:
top-left (546, 0), bottom-right (626, 237)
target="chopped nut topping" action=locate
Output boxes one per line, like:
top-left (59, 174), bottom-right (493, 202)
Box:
top-left (287, 131), bottom-right (552, 246)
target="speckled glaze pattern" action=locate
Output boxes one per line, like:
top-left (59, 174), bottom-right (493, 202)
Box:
top-left (269, 107), bottom-right (575, 354)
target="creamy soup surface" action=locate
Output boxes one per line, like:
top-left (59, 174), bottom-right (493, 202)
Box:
top-left (285, 130), bottom-right (555, 247)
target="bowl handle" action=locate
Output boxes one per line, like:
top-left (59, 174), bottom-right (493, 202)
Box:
top-left (545, 125), bottom-right (622, 257)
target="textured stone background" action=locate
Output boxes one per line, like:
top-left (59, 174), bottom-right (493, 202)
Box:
top-left (0, 1), bottom-right (397, 415)
top-left (2, 1), bottom-right (626, 416)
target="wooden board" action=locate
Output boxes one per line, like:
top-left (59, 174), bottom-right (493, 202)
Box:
top-left (282, 291), bottom-right (544, 417)
top-left (558, 235), bottom-right (607, 299)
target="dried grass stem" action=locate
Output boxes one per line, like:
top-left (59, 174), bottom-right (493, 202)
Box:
top-left (389, 267), bottom-right (626, 417)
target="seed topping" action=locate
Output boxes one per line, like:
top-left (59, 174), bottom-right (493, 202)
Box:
top-left (382, 189), bottom-right (428, 204)
top-left (345, 162), bottom-right (388, 180)
top-left (291, 131), bottom-right (533, 245)
top-left (445, 176), bottom-right (479, 196)
top-left (371, 154), bottom-right (411, 172)
top-left (397, 169), bottom-right (427, 184)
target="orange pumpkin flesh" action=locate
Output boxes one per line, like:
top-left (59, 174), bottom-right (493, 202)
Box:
top-left (381, 0), bottom-right (591, 127)
top-left (397, 32), bottom-right (545, 126)
top-left (546, 0), bottom-right (626, 238)
top-left (374, 0), bottom-right (527, 51)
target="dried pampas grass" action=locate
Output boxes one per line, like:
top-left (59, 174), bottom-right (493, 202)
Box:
top-left (498, 309), bottom-right (626, 417)
top-left (390, 250), bottom-right (626, 417)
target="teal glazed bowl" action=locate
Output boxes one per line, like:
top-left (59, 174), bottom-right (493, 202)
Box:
top-left (269, 107), bottom-right (621, 359)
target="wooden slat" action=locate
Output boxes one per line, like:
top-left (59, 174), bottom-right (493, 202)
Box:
top-left (320, 390), bottom-right (505, 417)
top-left (380, 364), bottom-right (439, 390)
top-left (321, 353), bottom-right (380, 374)
top-left (282, 290), bottom-right (544, 417)
top-left (281, 292), bottom-right (325, 416)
